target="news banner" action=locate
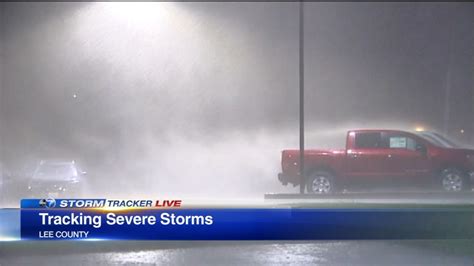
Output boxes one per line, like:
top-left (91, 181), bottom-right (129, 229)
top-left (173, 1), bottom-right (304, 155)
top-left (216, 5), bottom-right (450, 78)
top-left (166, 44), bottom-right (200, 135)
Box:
top-left (0, 198), bottom-right (471, 240)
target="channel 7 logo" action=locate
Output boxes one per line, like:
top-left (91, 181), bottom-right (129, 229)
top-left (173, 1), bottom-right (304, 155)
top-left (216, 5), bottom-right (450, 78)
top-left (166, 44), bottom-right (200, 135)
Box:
top-left (39, 197), bottom-right (56, 208)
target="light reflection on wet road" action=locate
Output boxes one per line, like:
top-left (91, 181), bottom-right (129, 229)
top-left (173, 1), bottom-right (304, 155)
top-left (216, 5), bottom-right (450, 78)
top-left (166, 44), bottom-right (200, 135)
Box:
top-left (1, 240), bottom-right (473, 265)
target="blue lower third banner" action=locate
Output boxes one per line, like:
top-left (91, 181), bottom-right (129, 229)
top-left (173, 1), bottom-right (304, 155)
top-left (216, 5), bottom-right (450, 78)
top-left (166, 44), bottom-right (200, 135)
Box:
top-left (20, 201), bottom-right (474, 240)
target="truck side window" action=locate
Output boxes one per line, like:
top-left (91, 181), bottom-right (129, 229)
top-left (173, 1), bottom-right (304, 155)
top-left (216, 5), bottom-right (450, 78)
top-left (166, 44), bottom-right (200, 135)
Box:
top-left (355, 132), bottom-right (383, 148)
top-left (388, 136), bottom-right (417, 151)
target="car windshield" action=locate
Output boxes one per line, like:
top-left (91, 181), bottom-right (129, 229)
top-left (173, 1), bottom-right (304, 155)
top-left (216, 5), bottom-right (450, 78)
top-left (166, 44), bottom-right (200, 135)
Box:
top-left (416, 132), bottom-right (461, 148)
top-left (33, 164), bottom-right (78, 180)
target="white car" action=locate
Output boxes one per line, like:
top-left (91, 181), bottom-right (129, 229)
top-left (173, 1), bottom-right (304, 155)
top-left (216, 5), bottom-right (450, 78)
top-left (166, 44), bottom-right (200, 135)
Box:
top-left (28, 160), bottom-right (87, 198)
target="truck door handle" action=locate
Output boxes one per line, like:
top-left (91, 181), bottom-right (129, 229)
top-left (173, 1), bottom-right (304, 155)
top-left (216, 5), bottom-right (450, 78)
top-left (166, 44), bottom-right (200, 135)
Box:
top-left (349, 154), bottom-right (358, 158)
top-left (387, 154), bottom-right (392, 158)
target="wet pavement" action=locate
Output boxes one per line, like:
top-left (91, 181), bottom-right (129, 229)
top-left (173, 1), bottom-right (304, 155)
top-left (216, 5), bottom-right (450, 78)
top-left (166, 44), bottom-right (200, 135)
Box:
top-left (1, 240), bottom-right (473, 265)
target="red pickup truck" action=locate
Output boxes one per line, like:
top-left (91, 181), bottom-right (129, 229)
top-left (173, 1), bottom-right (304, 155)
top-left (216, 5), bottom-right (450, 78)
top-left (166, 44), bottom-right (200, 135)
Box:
top-left (279, 129), bottom-right (474, 193)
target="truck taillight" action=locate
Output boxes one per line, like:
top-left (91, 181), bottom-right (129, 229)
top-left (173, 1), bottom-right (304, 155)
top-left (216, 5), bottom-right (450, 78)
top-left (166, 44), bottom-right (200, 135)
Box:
top-left (281, 152), bottom-right (295, 172)
top-left (281, 152), bottom-right (287, 171)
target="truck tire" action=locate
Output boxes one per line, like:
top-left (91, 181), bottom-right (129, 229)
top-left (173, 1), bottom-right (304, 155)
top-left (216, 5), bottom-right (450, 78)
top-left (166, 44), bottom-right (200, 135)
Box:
top-left (439, 168), bottom-right (468, 192)
top-left (306, 171), bottom-right (336, 194)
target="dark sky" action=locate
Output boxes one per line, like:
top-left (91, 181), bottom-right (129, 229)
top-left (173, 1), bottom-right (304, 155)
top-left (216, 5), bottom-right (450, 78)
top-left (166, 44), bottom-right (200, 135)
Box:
top-left (305, 3), bottom-right (473, 128)
top-left (0, 2), bottom-right (473, 195)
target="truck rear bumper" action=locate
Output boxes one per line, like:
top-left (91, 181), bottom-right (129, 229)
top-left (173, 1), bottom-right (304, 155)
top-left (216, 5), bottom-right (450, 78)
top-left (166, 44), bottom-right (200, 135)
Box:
top-left (278, 173), bottom-right (289, 186)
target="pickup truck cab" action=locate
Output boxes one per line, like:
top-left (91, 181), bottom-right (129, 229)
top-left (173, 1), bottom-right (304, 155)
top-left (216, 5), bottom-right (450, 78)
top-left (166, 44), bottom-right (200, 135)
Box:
top-left (279, 129), bottom-right (474, 193)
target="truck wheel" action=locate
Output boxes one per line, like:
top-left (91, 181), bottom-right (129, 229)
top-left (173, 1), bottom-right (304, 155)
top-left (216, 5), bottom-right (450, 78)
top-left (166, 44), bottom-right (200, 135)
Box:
top-left (440, 168), bottom-right (467, 192)
top-left (306, 171), bottom-right (335, 194)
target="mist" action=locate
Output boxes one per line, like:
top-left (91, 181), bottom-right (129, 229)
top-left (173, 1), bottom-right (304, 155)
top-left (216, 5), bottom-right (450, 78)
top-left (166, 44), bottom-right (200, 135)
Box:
top-left (1, 2), bottom-right (473, 200)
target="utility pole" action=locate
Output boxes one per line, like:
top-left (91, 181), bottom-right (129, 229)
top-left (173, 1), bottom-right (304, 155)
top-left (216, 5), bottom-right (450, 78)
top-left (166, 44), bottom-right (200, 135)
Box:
top-left (0, 3), bottom-right (4, 171)
top-left (299, 0), bottom-right (305, 194)
top-left (443, 31), bottom-right (453, 137)
top-left (443, 8), bottom-right (455, 137)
